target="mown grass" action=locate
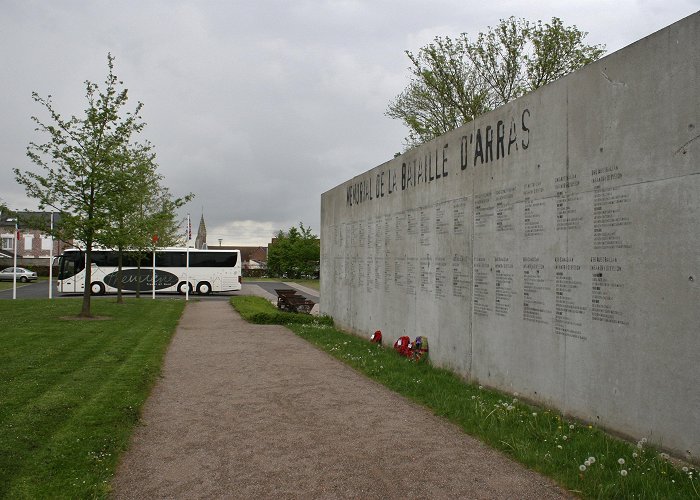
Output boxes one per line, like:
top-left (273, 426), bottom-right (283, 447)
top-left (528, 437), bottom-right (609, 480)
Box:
top-left (0, 298), bottom-right (184, 499)
top-left (230, 295), bottom-right (331, 326)
top-left (230, 295), bottom-right (699, 499)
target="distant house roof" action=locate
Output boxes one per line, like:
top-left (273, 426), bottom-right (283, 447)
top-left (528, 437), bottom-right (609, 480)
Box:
top-left (216, 245), bottom-right (268, 262)
top-left (0, 211), bottom-right (65, 230)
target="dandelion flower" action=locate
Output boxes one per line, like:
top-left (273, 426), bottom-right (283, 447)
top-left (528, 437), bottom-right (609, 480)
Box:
top-left (478, 385), bottom-right (483, 390)
top-left (637, 442), bottom-right (643, 449)
top-left (588, 456), bottom-right (596, 464)
top-left (584, 460), bottom-right (591, 466)
top-left (569, 424), bottom-right (575, 430)
top-left (557, 445), bottom-right (563, 449)
top-left (618, 458), bottom-right (625, 465)
top-left (641, 437), bottom-right (647, 443)
top-left (620, 469), bottom-right (628, 477)
top-left (532, 412), bottom-right (537, 417)
top-left (562, 436), bottom-right (568, 441)
top-left (660, 453), bottom-right (669, 460)
top-left (579, 465), bottom-right (587, 472)
top-left (513, 392), bottom-right (519, 397)
top-left (632, 452), bottom-right (638, 458)
top-left (682, 467), bottom-right (689, 473)
top-left (507, 405), bottom-right (514, 411)
top-left (471, 395), bottom-right (476, 400)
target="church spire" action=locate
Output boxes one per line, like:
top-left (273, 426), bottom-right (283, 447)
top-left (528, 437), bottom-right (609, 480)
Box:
top-left (195, 212), bottom-right (207, 249)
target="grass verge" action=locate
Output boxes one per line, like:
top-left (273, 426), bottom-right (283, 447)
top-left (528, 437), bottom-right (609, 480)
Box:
top-left (230, 295), bottom-right (699, 499)
top-left (0, 298), bottom-right (185, 499)
top-left (230, 295), bottom-right (331, 326)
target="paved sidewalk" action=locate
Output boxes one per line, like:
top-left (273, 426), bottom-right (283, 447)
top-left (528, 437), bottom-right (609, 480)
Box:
top-left (112, 301), bottom-right (570, 499)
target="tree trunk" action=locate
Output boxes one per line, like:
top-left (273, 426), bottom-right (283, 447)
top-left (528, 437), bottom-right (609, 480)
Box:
top-left (80, 245), bottom-right (93, 317)
top-left (116, 249), bottom-right (124, 304)
top-left (136, 254), bottom-right (142, 298)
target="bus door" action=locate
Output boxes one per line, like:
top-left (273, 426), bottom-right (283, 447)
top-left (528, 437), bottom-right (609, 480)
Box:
top-left (58, 252), bottom-right (83, 293)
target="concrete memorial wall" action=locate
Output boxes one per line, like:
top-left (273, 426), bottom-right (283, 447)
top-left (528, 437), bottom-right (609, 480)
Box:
top-left (320, 13), bottom-right (699, 458)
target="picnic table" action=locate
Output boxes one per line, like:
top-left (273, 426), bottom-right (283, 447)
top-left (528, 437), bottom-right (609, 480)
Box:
top-left (274, 288), bottom-right (315, 314)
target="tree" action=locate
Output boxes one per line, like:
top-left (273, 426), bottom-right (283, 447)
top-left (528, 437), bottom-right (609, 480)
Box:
top-left (387, 17), bottom-right (605, 149)
top-left (99, 141), bottom-right (193, 302)
top-left (15, 53), bottom-right (148, 317)
top-left (267, 223), bottom-right (320, 279)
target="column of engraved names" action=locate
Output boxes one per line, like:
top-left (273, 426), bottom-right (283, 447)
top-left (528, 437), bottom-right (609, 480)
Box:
top-left (374, 216), bottom-right (383, 292)
top-left (473, 257), bottom-right (491, 317)
top-left (495, 256), bottom-right (515, 317)
top-left (522, 257), bottom-right (550, 324)
top-left (354, 220), bottom-right (363, 288)
top-left (420, 207), bottom-right (431, 246)
top-left (357, 219), bottom-right (365, 288)
top-left (435, 257), bottom-right (447, 298)
top-left (394, 212), bottom-right (406, 290)
top-left (495, 188), bottom-right (516, 232)
top-left (474, 192), bottom-right (494, 229)
top-left (522, 182), bottom-right (545, 238)
top-left (406, 257), bottom-right (417, 295)
top-left (591, 257), bottom-right (628, 326)
top-left (366, 219), bottom-right (374, 292)
top-left (592, 166), bottom-right (630, 249)
top-left (555, 174), bottom-right (582, 231)
top-left (434, 202), bottom-right (449, 299)
top-left (384, 214), bottom-right (392, 293)
top-left (452, 198), bottom-right (470, 298)
top-left (420, 255), bottom-right (433, 294)
top-left (554, 258), bottom-right (587, 340)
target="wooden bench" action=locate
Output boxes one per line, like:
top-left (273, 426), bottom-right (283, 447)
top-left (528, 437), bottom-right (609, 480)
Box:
top-left (274, 288), bottom-right (315, 314)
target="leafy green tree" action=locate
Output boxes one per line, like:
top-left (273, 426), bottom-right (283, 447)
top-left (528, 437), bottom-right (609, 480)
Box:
top-left (387, 17), bottom-right (605, 148)
top-left (267, 223), bottom-right (320, 279)
top-left (15, 54), bottom-right (148, 317)
top-left (99, 141), bottom-right (193, 302)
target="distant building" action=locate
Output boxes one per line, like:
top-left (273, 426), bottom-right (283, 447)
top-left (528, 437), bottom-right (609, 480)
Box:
top-left (195, 213), bottom-right (207, 249)
top-left (216, 245), bottom-right (268, 272)
top-left (0, 211), bottom-right (73, 267)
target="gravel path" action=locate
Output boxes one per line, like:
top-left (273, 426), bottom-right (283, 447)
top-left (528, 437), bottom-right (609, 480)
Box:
top-left (111, 299), bottom-right (571, 499)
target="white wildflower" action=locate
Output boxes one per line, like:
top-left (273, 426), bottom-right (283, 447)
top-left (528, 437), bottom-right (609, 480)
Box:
top-left (618, 458), bottom-right (626, 465)
top-left (620, 469), bottom-right (628, 477)
top-left (579, 465), bottom-right (587, 472)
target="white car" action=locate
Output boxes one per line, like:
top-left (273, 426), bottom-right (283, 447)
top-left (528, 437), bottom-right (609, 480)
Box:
top-left (0, 267), bottom-right (38, 282)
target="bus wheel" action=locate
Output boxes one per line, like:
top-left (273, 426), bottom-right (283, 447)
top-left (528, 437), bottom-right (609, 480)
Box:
top-left (177, 281), bottom-right (192, 295)
top-left (90, 282), bottom-right (105, 295)
top-left (197, 282), bottom-right (212, 295)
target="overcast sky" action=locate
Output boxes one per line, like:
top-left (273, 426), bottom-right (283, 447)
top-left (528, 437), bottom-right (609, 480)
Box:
top-left (2, 1), bottom-right (697, 246)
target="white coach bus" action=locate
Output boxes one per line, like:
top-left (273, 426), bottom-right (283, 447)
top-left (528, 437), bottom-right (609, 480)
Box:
top-left (56, 247), bottom-right (242, 295)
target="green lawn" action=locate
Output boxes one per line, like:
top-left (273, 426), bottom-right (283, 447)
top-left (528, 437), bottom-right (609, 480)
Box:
top-left (230, 296), bottom-right (699, 499)
top-left (0, 298), bottom-right (184, 499)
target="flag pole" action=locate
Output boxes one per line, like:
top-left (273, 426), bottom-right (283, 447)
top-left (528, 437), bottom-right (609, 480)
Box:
top-left (185, 214), bottom-right (190, 301)
top-left (12, 218), bottom-right (18, 300)
top-left (48, 211), bottom-right (54, 299)
top-left (152, 243), bottom-right (156, 300)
